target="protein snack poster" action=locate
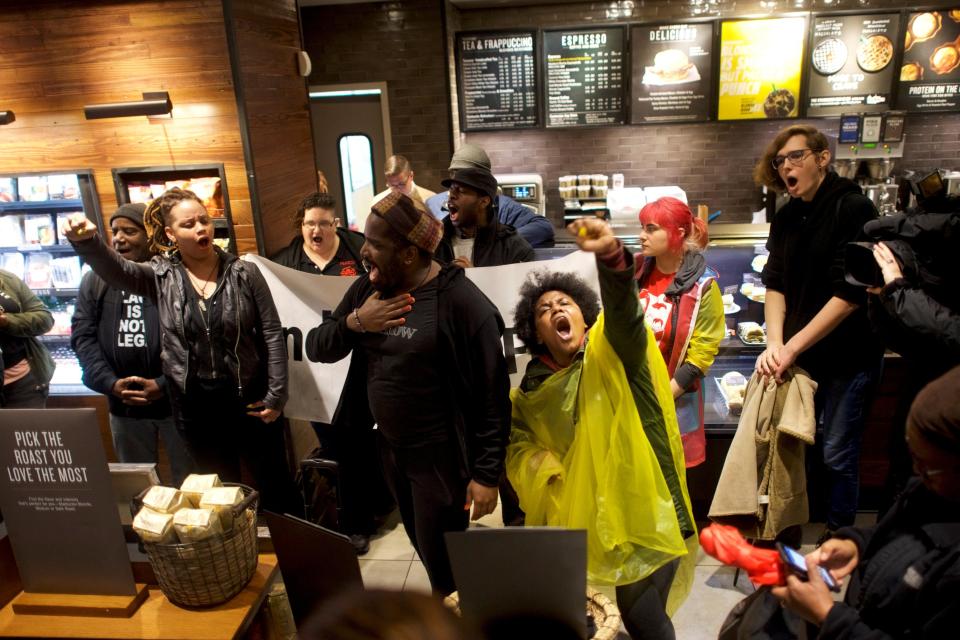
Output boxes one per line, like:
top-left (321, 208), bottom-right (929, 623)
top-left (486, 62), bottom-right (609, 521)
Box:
top-left (718, 17), bottom-right (806, 120)
top-left (630, 22), bottom-right (714, 123)
top-left (898, 9), bottom-right (960, 112)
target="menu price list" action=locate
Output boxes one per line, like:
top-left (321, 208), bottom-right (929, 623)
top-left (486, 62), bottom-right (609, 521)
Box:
top-left (458, 32), bottom-right (538, 130)
top-left (545, 28), bottom-right (625, 127)
top-left (806, 13), bottom-right (900, 117)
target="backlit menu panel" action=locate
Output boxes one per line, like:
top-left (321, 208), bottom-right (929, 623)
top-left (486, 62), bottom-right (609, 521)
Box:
top-left (545, 27), bottom-right (626, 127)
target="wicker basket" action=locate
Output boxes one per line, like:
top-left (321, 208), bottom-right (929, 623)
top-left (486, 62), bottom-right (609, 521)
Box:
top-left (136, 483), bottom-right (259, 608)
top-left (443, 587), bottom-right (622, 640)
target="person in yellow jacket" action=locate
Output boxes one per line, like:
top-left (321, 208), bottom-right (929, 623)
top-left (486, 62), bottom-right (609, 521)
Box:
top-left (507, 218), bottom-right (696, 640)
top-left (635, 197), bottom-right (725, 467)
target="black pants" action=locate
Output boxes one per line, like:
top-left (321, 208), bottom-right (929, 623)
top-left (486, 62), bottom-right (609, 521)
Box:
top-left (171, 383), bottom-right (302, 517)
top-left (0, 370), bottom-right (48, 408)
top-left (615, 558), bottom-right (680, 640)
top-left (378, 436), bottom-right (469, 595)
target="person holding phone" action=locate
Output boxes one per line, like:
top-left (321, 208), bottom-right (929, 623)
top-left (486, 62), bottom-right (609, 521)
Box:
top-left (771, 365), bottom-right (960, 637)
top-left (64, 188), bottom-right (301, 515)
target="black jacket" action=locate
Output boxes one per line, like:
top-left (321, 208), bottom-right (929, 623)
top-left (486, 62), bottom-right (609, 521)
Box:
top-left (434, 215), bottom-right (534, 267)
top-left (269, 228), bottom-right (366, 274)
top-left (304, 264), bottom-right (511, 487)
top-left (71, 270), bottom-right (170, 418)
top-left (71, 237), bottom-right (288, 411)
top-left (761, 172), bottom-right (882, 377)
top-left (863, 211), bottom-right (960, 370)
top-left (820, 479), bottom-right (960, 639)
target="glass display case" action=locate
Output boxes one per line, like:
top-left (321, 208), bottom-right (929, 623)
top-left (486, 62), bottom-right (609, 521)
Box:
top-left (112, 164), bottom-right (236, 254)
top-left (0, 171), bottom-right (103, 395)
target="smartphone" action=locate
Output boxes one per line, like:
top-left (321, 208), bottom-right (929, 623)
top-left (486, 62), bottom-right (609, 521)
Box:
top-left (777, 542), bottom-right (841, 592)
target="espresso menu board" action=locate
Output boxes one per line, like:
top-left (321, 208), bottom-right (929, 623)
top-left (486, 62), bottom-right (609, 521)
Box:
top-left (457, 31), bottom-right (538, 130)
top-left (718, 17), bottom-right (806, 120)
top-left (545, 27), bottom-right (625, 127)
top-left (898, 10), bottom-right (960, 112)
top-left (807, 14), bottom-right (901, 116)
top-left (631, 23), bottom-right (714, 123)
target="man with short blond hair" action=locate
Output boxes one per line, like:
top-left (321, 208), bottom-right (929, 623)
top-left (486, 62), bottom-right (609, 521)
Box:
top-left (370, 154), bottom-right (436, 207)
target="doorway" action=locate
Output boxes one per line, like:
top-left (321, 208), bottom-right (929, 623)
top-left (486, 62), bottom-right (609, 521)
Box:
top-left (310, 82), bottom-right (392, 230)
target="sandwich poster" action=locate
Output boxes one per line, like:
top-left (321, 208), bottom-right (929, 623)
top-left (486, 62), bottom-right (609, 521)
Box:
top-left (630, 23), bottom-right (714, 123)
top-left (718, 17), bottom-right (806, 120)
top-left (897, 9), bottom-right (960, 112)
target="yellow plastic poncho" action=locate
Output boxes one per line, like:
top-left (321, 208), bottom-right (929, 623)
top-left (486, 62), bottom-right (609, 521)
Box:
top-left (507, 312), bottom-right (696, 612)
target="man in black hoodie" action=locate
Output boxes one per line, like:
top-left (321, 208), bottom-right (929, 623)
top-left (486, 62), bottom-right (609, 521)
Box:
top-left (753, 125), bottom-right (883, 542)
top-left (71, 203), bottom-right (191, 484)
top-left (306, 192), bottom-right (511, 595)
top-left (434, 168), bottom-right (534, 268)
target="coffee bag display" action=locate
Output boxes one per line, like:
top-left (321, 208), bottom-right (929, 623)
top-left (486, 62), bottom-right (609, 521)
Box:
top-left (457, 31), bottom-right (538, 131)
top-left (718, 17), bottom-right (806, 120)
top-left (806, 13), bottom-right (901, 116)
top-left (545, 27), bottom-right (626, 127)
top-left (898, 9), bottom-right (960, 112)
top-left (631, 23), bottom-right (714, 123)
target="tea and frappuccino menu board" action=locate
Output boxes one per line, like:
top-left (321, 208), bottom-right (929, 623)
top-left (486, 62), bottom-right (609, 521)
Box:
top-left (630, 22), bottom-right (715, 123)
top-left (718, 17), bottom-right (806, 121)
top-left (457, 31), bottom-right (538, 131)
top-left (806, 13), bottom-right (901, 116)
top-left (544, 27), bottom-right (626, 127)
top-left (898, 9), bottom-right (960, 112)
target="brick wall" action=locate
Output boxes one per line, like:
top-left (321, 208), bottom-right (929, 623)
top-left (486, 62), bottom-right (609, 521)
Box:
top-left (457, 0), bottom-right (960, 223)
top-left (302, 0), bottom-right (453, 194)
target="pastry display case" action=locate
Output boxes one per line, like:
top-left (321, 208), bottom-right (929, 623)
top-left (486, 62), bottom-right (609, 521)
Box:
top-left (0, 170), bottom-right (104, 395)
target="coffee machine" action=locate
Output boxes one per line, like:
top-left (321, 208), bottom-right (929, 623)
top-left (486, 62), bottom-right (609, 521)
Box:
top-left (833, 112), bottom-right (905, 215)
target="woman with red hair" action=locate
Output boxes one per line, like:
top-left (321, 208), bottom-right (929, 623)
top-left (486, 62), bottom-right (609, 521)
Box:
top-left (635, 197), bottom-right (725, 467)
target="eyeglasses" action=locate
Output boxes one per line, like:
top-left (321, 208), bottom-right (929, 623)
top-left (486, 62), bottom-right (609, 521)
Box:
top-left (771, 149), bottom-right (818, 170)
top-left (302, 220), bottom-right (335, 230)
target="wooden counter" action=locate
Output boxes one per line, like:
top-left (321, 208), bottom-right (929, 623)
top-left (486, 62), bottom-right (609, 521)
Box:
top-left (0, 555), bottom-right (278, 639)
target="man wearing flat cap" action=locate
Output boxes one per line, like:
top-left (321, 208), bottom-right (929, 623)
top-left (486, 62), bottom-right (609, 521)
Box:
top-left (71, 202), bottom-right (191, 484)
top-left (305, 192), bottom-right (511, 595)
top-left (426, 143), bottom-right (555, 249)
top-left (435, 167), bottom-right (534, 268)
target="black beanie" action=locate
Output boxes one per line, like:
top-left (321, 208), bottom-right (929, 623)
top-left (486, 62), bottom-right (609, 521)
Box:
top-left (110, 202), bottom-right (147, 229)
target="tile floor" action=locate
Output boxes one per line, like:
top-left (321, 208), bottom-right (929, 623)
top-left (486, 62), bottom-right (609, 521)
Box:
top-left (357, 506), bottom-right (877, 639)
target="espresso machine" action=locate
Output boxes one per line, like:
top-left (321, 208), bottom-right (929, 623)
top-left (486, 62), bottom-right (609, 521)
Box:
top-left (833, 112), bottom-right (905, 215)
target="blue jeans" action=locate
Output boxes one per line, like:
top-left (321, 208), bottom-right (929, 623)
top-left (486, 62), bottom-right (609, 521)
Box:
top-left (109, 413), bottom-right (193, 486)
top-left (815, 362), bottom-right (881, 529)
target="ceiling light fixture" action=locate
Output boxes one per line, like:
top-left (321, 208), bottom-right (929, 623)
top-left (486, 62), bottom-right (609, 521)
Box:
top-left (84, 92), bottom-right (173, 120)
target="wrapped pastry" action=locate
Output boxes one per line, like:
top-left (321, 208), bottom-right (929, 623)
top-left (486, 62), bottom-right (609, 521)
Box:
top-left (173, 508), bottom-right (223, 544)
top-left (141, 485), bottom-right (190, 514)
top-left (180, 474), bottom-right (222, 507)
top-left (199, 486), bottom-right (244, 530)
top-left (720, 371), bottom-right (748, 415)
top-left (133, 507), bottom-right (176, 544)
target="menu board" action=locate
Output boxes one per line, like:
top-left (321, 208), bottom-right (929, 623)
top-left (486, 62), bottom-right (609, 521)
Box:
top-left (718, 17), bottom-right (806, 120)
top-left (807, 14), bottom-right (901, 116)
top-left (545, 27), bottom-right (625, 127)
top-left (898, 10), bottom-right (960, 112)
top-left (630, 23), bottom-right (714, 123)
top-left (457, 31), bottom-right (538, 131)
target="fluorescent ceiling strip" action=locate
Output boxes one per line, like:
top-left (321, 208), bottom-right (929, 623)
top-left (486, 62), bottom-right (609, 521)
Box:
top-left (309, 89), bottom-right (382, 98)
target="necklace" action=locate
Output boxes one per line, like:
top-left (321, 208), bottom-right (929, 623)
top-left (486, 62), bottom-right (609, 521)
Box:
top-left (186, 258), bottom-right (220, 312)
top-left (407, 262), bottom-right (433, 293)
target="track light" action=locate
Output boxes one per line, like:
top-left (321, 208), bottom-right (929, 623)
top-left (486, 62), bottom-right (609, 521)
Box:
top-left (0, 111), bottom-right (15, 125)
top-left (84, 92), bottom-right (172, 120)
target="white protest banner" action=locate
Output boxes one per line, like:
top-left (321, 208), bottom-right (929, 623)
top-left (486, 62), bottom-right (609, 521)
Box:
top-left (244, 251), bottom-right (599, 422)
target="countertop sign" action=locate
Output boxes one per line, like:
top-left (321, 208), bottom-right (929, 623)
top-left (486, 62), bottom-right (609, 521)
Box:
top-left (545, 27), bottom-right (625, 127)
top-left (807, 13), bottom-right (901, 117)
top-left (631, 23), bottom-right (714, 123)
top-left (0, 409), bottom-right (135, 595)
top-left (718, 17), bottom-right (806, 120)
top-left (458, 31), bottom-right (538, 131)
top-left (898, 9), bottom-right (960, 112)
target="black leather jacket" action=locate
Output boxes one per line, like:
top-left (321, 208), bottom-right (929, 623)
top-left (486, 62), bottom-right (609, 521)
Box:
top-left (72, 237), bottom-right (287, 410)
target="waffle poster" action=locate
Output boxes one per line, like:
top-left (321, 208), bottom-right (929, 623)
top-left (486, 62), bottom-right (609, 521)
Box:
top-left (898, 10), bottom-right (960, 112)
top-left (718, 17), bottom-right (806, 120)
top-left (807, 13), bottom-right (901, 117)
top-left (630, 23), bottom-right (714, 123)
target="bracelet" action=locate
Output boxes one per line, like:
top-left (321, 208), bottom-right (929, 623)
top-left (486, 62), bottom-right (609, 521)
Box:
top-left (353, 308), bottom-right (366, 333)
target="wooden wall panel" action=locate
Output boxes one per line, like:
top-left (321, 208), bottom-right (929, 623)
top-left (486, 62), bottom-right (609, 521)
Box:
top-left (225, 0), bottom-right (317, 257)
top-left (0, 0), bottom-right (254, 252)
